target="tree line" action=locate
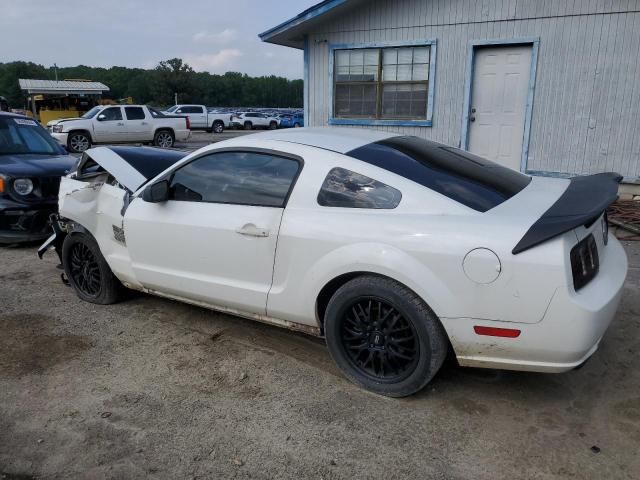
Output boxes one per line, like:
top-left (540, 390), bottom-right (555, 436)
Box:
top-left (0, 58), bottom-right (303, 109)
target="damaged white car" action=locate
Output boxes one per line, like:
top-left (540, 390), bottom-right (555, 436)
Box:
top-left (39, 128), bottom-right (628, 397)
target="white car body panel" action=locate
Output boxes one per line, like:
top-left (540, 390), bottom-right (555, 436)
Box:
top-left (124, 200), bottom-right (283, 315)
top-left (53, 128), bottom-right (627, 373)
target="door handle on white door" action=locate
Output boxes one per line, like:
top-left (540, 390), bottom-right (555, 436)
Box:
top-left (117, 122), bottom-right (124, 126)
top-left (236, 223), bottom-right (269, 237)
top-left (141, 122), bottom-right (148, 125)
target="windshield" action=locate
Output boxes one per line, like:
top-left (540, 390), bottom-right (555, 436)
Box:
top-left (0, 117), bottom-right (62, 155)
top-left (165, 106), bottom-right (178, 113)
top-left (82, 106), bottom-right (102, 119)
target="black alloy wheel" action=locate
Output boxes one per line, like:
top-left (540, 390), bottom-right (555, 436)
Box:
top-left (340, 298), bottom-right (419, 381)
top-left (62, 233), bottom-right (123, 304)
top-left (68, 241), bottom-right (101, 297)
top-left (324, 275), bottom-right (448, 397)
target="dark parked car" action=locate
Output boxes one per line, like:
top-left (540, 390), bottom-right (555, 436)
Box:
top-left (0, 112), bottom-right (75, 243)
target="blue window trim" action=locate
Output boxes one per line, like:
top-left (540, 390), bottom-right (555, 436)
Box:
top-left (460, 37), bottom-right (540, 173)
top-left (328, 39), bottom-right (437, 127)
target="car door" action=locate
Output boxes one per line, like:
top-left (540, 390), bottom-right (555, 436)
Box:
top-left (93, 106), bottom-right (127, 143)
top-left (123, 106), bottom-right (153, 141)
top-left (123, 150), bottom-right (302, 315)
top-left (176, 106), bottom-right (205, 129)
top-left (258, 114), bottom-right (270, 127)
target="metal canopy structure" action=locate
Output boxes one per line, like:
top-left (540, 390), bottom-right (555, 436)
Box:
top-left (18, 79), bottom-right (110, 95)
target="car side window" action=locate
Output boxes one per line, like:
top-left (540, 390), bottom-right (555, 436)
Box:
top-left (100, 107), bottom-right (122, 121)
top-left (318, 167), bottom-right (402, 209)
top-left (125, 107), bottom-right (145, 120)
top-left (169, 151), bottom-right (300, 207)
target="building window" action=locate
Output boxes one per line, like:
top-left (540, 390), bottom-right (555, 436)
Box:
top-left (333, 44), bottom-right (432, 123)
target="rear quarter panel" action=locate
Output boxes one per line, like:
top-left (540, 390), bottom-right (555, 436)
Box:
top-left (267, 146), bottom-right (576, 330)
top-left (267, 143), bottom-right (573, 329)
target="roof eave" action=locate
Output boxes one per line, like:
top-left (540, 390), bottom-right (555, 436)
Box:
top-left (258, 0), bottom-right (349, 48)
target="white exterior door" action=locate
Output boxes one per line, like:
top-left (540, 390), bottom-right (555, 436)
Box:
top-left (467, 45), bottom-right (532, 171)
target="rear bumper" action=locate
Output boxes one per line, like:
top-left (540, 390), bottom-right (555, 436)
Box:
top-left (174, 129), bottom-right (191, 142)
top-left (444, 236), bottom-right (628, 372)
top-left (0, 199), bottom-right (57, 244)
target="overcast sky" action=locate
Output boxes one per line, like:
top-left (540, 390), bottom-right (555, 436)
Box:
top-left (1, 0), bottom-right (318, 78)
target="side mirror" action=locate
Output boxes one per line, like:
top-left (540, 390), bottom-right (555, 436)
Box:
top-left (142, 180), bottom-right (169, 203)
top-left (97, 114), bottom-right (106, 121)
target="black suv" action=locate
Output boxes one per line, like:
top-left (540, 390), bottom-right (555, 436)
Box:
top-left (0, 112), bottom-right (76, 243)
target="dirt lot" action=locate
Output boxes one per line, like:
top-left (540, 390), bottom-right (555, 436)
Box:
top-left (0, 241), bottom-right (639, 480)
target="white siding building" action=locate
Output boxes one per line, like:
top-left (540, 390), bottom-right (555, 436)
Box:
top-left (260, 0), bottom-right (640, 188)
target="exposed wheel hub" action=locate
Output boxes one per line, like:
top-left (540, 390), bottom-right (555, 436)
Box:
top-left (369, 331), bottom-right (386, 348)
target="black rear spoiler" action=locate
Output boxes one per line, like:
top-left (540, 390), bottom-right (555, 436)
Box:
top-left (512, 172), bottom-right (622, 254)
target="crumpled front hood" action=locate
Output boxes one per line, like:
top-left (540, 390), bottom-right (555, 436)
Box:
top-left (0, 153), bottom-right (76, 177)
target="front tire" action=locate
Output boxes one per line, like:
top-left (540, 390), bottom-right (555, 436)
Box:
top-left (269, 121), bottom-right (277, 130)
top-left (67, 132), bottom-right (91, 153)
top-left (324, 275), bottom-right (448, 397)
top-left (244, 121), bottom-right (253, 130)
top-left (62, 233), bottom-right (122, 305)
top-left (153, 130), bottom-right (174, 148)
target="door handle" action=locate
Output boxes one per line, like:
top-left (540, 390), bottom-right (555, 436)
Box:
top-left (236, 223), bottom-right (269, 237)
top-left (141, 122), bottom-right (148, 125)
top-left (117, 122), bottom-right (124, 126)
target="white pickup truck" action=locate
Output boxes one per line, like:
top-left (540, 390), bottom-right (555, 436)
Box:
top-left (163, 105), bottom-right (231, 133)
top-left (48, 105), bottom-right (191, 153)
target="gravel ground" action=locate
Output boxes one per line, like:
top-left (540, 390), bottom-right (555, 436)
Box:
top-left (0, 241), bottom-right (638, 480)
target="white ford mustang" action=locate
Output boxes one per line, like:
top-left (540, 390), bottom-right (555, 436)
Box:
top-left (39, 128), bottom-right (628, 397)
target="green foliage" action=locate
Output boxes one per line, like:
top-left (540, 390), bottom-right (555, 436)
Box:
top-left (0, 59), bottom-right (303, 109)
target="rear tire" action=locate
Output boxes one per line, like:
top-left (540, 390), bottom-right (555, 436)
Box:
top-left (153, 129), bottom-right (174, 148)
top-left (62, 233), bottom-right (122, 305)
top-left (67, 131), bottom-right (91, 153)
top-left (244, 121), bottom-right (253, 130)
top-left (324, 275), bottom-right (448, 397)
top-left (212, 121), bottom-right (224, 134)
top-left (293, 122), bottom-right (301, 128)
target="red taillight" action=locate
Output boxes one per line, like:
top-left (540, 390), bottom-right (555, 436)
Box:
top-left (473, 326), bottom-right (521, 338)
top-left (185, 116), bottom-right (191, 129)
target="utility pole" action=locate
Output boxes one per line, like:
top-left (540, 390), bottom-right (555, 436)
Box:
top-left (53, 63), bottom-right (58, 81)
top-left (174, 92), bottom-right (178, 105)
